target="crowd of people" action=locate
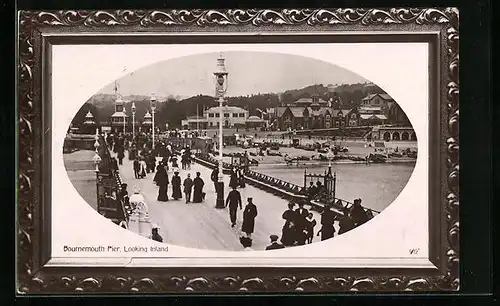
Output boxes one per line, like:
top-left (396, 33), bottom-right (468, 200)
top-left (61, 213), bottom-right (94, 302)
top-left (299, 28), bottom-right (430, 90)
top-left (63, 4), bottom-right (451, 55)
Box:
top-left (101, 130), bottom-right (373, 251)
top-left (261, 197), bottom-right (373, 250)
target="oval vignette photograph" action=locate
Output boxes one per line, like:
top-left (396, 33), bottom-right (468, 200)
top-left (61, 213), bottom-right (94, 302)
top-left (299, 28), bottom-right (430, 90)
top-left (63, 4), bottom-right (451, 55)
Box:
top-left (63, 51), bottom-right (418, 252)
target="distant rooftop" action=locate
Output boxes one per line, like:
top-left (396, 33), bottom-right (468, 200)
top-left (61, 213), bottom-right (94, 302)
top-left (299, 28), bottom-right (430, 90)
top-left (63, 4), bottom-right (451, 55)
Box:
top-left (206, 106), bottom-right (248, 113)
top-left (362, 93), bottom-right (394, 101)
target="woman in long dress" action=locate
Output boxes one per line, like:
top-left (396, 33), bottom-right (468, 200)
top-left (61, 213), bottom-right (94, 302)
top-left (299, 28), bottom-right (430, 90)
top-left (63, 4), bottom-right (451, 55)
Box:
top-left (229, 169), bottom-right (239, 189)
top-left (238, 168), bottom-right (246, 188)
top-left (171, 171), bottom-right (182, 200)
top-left (241, 198), bottom-right (258, 238)
top-left (281, 221), bottom-right (296, 247)
top-left (192, 172), bottom-right (205, 203)
top-left (153, 164), bottom-right (169, 202)
top-left (318, 206), bottom-right (336, 241)
top-left (281, 202), bottom-right (297, 246)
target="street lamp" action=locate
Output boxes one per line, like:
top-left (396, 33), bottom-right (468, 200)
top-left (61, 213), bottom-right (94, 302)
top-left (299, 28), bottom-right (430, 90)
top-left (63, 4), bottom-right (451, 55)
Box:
top-left (131, 102), bottom-right (136, 139)
top-left (123, 108), bottom-right (127, 134)
top-left (214, 53), bottom-right (228, 209)
top-left (150, 93), bottom-right (157, 150)
top-left (325, 148), bottom-right (336, 201)
top-left (92, 128), bottom-right (102, 211)
top-left (326, 148), bottom-right (334, 168)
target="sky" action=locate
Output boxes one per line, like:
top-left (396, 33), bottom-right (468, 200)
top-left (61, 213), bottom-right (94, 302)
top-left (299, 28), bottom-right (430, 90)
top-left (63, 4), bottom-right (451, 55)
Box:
top-left (98, 51), bottom-right (368, 98)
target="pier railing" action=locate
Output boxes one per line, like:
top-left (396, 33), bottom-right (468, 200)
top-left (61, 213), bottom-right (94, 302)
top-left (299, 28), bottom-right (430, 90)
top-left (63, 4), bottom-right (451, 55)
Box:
top-left (194, 152), bottom-right (380, 217)
top-left (193, 153), bottom-right (233, 174)
top-left (96, 136), bottom-right (129, 225)
top-left (243, 169), bottom-right (308, 203)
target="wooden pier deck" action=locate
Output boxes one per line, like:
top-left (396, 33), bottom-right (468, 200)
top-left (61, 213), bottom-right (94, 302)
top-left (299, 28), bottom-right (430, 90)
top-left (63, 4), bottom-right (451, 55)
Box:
top-left (116, 152), bottom-right (323, 251)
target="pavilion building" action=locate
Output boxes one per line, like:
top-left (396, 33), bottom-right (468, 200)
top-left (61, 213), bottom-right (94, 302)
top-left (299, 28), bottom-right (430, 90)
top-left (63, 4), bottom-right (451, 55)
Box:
top-left (110, 97), bottom-right (128, 133)
top-left (142, 110), bottom-right (153, 133)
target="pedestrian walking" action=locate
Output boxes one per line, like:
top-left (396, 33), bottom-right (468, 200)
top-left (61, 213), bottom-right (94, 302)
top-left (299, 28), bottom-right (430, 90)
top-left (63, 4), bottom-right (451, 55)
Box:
top-left (148, 154), bottom-right (156, 173)
top-left (153, 164), bottom-right (169, 202)
top-left (241, 197), bottom-right (258, 238)
top-left (229, 168), bottom-right (239, 189)
top-left (139, 157), bottom-right (147, 178)
top-left (171, 171), bottom-right (182, 200)
top-left (210, 168), bottom-right (219, 190)
top-left (225, 186), bottom-right (242, 227)
top-left (133, 158), bottom-right (140, 179)
top-left (294, 202), bottom-right (309, 245)
top-left (238, 168), bottom-right (246, 188)
top-left (305, 212), bottom-right (317, 244)
top-left (317, 206), bottom-right (336, 241)
top-left (183, 173), bottom-right (193, 203)
top-left (117, 145), bottom-right (125, 165)
top-left (192, 172), bottom-right (205, 203)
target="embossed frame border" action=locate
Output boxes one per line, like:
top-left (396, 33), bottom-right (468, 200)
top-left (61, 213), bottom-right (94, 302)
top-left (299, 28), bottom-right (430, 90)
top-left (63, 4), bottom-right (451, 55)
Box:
top-left (17, 8), bottom-right (459, 293)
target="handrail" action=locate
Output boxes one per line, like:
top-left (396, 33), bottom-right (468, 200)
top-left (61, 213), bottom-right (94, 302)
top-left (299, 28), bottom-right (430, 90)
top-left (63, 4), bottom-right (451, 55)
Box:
top-left (194, 152), bottom-right (379, 216)
top-left (97, 136), bottom-right (129, 223)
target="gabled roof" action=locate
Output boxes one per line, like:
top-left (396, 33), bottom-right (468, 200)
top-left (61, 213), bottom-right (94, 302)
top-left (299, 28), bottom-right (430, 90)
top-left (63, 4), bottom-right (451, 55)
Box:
top-left (276, 107), bottom-right (288, 117)
top-left (281, 107), bottom-right (306, 118)
top-left (310, 107), bottom-right (332, 116)
top-left (360, 114), bottom-right (387, 120)
top-left (379, 94), bottom-right (393, 100)
top-left (362, 93), bottom-right (394, 101)
top-left (332, 109), bottom-right (352, 116)
top-left (289, 107), bottom-right (306, 117)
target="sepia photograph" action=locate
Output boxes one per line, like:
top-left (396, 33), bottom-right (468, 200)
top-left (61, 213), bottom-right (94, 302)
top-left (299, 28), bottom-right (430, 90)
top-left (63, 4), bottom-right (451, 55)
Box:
top-left (63, 51), bottom-right (418, 252)
top-left (17, 8), bottom-right (460, 293)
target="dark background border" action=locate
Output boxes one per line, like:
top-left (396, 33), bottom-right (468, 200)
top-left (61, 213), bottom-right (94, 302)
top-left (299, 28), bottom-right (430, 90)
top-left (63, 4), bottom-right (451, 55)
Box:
top-left (6, 0), bottom-right (493, 304)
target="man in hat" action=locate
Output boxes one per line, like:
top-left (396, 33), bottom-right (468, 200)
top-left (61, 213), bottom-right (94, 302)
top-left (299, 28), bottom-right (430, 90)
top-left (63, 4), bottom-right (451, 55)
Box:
top-left (133, 158), bottom-right (140, 179)
top-left (183, 173), bottom-right (193, 203)
top-left (210, 168), bottom-right (219, 190)
top-left (294, 202), bottom-right (309, 245)
top-left (265, 235), bottom-right (285, 250)
top-left (350, 198), bottom-right (369, 227)
top-left (225, 185), bottom-right (242, 227)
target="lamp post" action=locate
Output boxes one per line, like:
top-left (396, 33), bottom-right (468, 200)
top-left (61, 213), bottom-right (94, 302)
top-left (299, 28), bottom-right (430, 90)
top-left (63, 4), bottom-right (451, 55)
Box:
top-left (214, 53), bottom-right (228, 209)
top-left (123, 108), bottom-right (126, 134)
top-left (150, 93), bottom-right (157, 150)
top-left (131, 102), bottom-right (136, 139)
top-left (92, 128), bottom-right (102, 211)
top-left (325, 149), bottom-right (336, 201)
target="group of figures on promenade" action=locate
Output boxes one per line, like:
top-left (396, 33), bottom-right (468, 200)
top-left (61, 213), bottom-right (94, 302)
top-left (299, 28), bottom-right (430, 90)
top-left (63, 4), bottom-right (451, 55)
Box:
top-left (261, 197), bottom-right (373, 250)
top-left (211, 166), bottom-right (258, 246)
top-left (99, 131), bottom-right (375, 251)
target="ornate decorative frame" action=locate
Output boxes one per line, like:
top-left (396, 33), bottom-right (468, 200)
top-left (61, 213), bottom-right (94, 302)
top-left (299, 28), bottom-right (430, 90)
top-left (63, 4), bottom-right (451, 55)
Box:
top-left (17, 8), bottom-right (459, 293)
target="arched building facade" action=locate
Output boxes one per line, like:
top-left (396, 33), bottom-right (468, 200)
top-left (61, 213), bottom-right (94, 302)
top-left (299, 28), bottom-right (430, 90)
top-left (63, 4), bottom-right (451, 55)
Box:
top-left (370, 126), bottom-right (417, 142)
